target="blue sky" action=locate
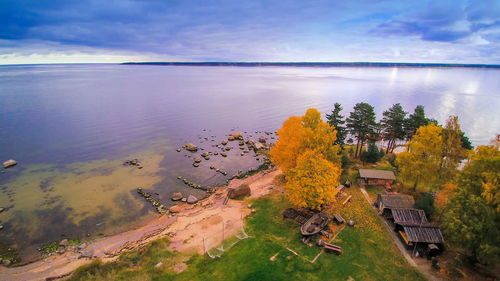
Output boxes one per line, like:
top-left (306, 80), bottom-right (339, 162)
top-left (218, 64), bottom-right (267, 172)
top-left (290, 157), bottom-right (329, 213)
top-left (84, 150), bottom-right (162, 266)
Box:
top-left (1, 0), bottom-right (499, 64)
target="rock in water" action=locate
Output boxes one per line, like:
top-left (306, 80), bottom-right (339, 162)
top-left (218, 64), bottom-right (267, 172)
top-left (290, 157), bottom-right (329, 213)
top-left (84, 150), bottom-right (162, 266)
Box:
top-left (59, 239), bottom-right (69, 247)
top-left (254, 143), bottom-right (266, 150)
top-left (2, 159), bottom-right (17, 168)
top-left (230, 132), bottom-right (244, 140)
top-left (171, 192), bottom-right (183, 201)
top-left (258, 137), bottom-right (267, 143)
top-left (187, 195), bottom-right (198, 204)
top-left (184, 143), bottom-right (198, 152)
top-left (229, 184), bottom-right (251, 199)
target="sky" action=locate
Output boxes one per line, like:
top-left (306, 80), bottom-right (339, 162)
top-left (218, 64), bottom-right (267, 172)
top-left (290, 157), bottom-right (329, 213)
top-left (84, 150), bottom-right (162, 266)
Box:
top-left (1, 0), bottom-right (499, 64)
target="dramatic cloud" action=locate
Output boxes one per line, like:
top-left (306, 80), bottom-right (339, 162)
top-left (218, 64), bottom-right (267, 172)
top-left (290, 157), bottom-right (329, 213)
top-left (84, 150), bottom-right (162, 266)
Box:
top-left (0, 0), bottom-right (499, 64)
top-left (372, 0), bottom-right (500, 44)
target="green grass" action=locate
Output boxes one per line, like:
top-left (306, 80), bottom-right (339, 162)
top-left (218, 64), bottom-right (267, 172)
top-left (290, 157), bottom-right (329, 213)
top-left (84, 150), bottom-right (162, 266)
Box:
top-left (38, 239), bottom-right (81, 256)
top-left (364, 185), bottom-right (382, 201)
top-left (39, 242), bottom-right (59, 256)
top-left (69, 189), bottom-right (425, 281)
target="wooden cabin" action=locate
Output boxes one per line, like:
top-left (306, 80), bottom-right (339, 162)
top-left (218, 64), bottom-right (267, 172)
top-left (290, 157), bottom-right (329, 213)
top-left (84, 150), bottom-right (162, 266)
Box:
top-left (391, 208), bottom-right (428, 224)
top-left (376, 194), bottom-right (415, 217)
top-left (391, 208), bottom-right (445, 255)
top-left (395, 222), bottom-right (444, 251)
top-left (359, 169), bottom-right (396, 186)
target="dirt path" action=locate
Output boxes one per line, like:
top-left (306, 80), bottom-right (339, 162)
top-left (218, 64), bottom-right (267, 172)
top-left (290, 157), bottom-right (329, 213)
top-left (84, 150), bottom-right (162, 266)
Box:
top-left (0, 169), bottom-right (281, 281)
top-left (359, 187), bottom-right (441, 281)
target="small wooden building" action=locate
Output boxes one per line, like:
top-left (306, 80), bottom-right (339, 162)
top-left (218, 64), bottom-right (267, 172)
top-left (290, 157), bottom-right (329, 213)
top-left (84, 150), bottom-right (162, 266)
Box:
top-left (391, 208), bottom-right (445, 254)
top-left (395, 222), bottom-right (445, 249)
top-left (391, 208), bottom-right (428, 224)
top-left (376, 194), bottom-right (415, 217)
top-left (359, 169), bottom-right (396, 186)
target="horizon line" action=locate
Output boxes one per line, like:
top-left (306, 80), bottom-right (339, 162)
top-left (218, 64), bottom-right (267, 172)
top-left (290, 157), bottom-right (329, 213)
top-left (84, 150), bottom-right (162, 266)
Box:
top-left (1, 61), bottom-right (499, 68)
top-left (122, 61), bottom-right (500, 68)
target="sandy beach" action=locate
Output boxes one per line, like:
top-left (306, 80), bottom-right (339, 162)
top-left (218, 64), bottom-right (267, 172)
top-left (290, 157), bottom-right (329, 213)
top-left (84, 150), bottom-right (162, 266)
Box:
top-left (0, 168), bottom-right (281, 281)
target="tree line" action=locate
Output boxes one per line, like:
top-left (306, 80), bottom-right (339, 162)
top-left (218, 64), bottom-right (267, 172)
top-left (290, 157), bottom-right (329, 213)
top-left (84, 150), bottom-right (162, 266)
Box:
top-left (325, 102), bottom-right (472, 157)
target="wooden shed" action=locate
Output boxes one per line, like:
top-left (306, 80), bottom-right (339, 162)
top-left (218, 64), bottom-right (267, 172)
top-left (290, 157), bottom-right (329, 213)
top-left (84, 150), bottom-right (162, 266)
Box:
top-left (395, 222), bottom-right (445, 248)
top-left (391, 208), bottom-right (428, 224)
top-left (391, 209), bottom-right (444, 253)
top-left (376, 194), bottom-right (415, 217)
top-left (359, 169), bottom-right (396, 186)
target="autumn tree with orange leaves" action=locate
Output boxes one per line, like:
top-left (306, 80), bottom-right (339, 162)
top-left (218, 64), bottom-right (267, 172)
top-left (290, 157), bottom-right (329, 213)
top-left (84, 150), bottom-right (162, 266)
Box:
top-left (270, 108), bottom-right (340, 172)
top-left (270, 108), bottom-right (341, 209)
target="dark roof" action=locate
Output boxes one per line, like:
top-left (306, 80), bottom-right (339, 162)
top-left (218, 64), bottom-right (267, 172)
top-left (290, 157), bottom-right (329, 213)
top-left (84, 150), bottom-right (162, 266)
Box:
top-left (402, 225), bottom-right (444, 244)
top-left (359, 169), bottom-right (396, 180)
top-left (392, 208), bottom-right (428, 224)
top-left (377, 194), bottom-right (415, 209)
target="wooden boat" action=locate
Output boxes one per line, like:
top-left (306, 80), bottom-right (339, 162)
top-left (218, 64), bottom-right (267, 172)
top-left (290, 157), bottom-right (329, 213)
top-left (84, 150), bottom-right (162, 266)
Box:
top-left (300, 212), bottom-right (329, 236)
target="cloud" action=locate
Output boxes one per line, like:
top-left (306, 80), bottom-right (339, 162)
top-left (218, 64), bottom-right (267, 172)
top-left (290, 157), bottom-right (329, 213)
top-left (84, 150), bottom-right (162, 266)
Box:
top-left (372, 0), bottom-right (500, 44)
top-left (0, 39), bottom-right (186, 64)
top-left (0, 0), bottom-right (499, 64)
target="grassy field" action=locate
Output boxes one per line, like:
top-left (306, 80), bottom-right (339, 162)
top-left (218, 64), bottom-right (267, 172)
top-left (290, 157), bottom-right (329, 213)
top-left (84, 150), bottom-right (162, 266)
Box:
top-left (69, 185), bottom-right (425, 281)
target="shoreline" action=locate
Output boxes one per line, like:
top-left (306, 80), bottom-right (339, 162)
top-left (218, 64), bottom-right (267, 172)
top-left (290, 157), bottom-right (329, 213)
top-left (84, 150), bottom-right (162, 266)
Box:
top-left (0, 168), bottom-right (281, 281)
top-left (121, 61), bottom-right (500, 69)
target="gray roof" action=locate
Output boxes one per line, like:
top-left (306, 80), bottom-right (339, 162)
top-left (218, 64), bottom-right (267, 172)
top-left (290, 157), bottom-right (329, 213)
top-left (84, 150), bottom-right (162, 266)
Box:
top-left (392, 208), bottom-right (428, 224)
top-left (402, 225), bottom-right (444, 244)
top-left (377, 194), bottom-right (415, 209)
top-left (359, 169), bottom-right (396, 180)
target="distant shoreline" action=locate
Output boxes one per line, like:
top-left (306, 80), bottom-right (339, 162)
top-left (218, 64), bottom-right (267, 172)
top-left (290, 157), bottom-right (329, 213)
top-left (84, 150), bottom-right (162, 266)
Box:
top-left (121, 61), bottom-right (500, 69)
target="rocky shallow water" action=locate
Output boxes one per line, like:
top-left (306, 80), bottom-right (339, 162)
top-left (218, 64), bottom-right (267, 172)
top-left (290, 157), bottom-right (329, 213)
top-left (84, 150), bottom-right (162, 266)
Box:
top-left (0, 129), bottom-right (275, 263)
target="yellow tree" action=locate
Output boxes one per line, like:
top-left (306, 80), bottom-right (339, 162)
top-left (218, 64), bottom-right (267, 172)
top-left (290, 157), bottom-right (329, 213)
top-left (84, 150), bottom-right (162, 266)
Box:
top-left (269, 116), bottom-right (306, 172)
top-left (270, 108), bottom-right (340, 172)
top-left (443, 145), bottom-right (500, 264)
top-left (286, 149), bottom-right (341, 210)
top-left (396, 124), bottom-right (443, 192)
top-left (440, 115), bottom-right (467, 181)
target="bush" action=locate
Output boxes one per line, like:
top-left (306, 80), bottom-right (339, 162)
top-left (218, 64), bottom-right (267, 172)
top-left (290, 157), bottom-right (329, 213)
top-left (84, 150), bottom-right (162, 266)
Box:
top-left (415, 192), bottom-right (434, 216)
top-left (341, 154), bottom-right (350, 170)
top-left (387, 153), bottom-right (397, 168)
top-left (360, 142), bottom-right (382, 163)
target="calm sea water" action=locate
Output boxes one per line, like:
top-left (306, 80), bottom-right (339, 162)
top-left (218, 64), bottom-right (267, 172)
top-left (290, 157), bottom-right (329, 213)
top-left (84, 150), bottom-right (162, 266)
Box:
top-left (0, 64), bottom-right (499, 260)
